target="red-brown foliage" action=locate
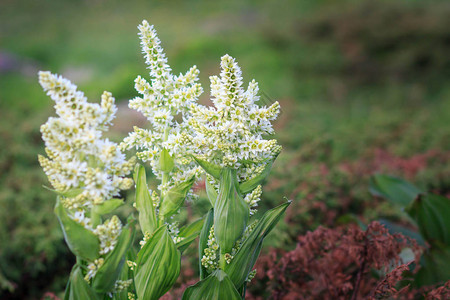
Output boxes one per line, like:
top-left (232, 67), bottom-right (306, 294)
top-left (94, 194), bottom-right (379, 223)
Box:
top-left (247, 222), bottom-right (421, 300)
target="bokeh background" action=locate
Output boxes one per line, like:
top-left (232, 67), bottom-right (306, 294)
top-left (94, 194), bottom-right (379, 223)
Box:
top-left (0, 0), bottom-right (449, 299)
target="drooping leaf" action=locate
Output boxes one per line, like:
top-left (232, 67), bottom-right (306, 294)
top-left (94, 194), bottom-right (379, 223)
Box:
top-left (91, 219), bottom-right (136, 293)
top-left (369, 174), bottom-right (422, 207)
top-left (239, 157), bottom-right (277, 194)
top-left (205, 178), bottom-right (218, 206)
top-left (177, 232), bottom-right (201, 253)
top-left (407, 194), bottom-right (450, 247)
top-left (64, 266), bottom-right (100, 300)
top-left (214, 168), bottom-right (249, 254)
top-left (134, 226), bottom-right (181, 300)
top-left (225, 201), bottom-right (291, 290)
top-left (192, 155), bottom-right (221, 179)
top-left (179, 218), bottom-right (204, 238)
top-left (176, 218), bottom-right (205, 253)
top-left (54, 197), bottom-right (100, 261)
top-left (199, 209), bottom-right (214, 280)
top-left (93, 199), bottom-right (124, 215)
top-left (182, 269), bottom-right (241, 300)
top-left (159, 176), bottom-right (195, 218)
top-left (133, 164), bottom-right (157, 234)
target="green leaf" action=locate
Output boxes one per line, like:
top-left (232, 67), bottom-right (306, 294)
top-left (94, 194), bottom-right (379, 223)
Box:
top-left (159, 148), bottom-right (174, 173)
top-left (91, 219), bottom-right (136, 293)
top-left (407, 194), bottom-right (450, 247)
top-left (199, 209), bottom-right (214, 280)
top-left (239, 157), bottom-right (276, 194)
top-left (214, 168), bottom-right (249, 254)
top-left (176, 218), bottom-right (205, 253)
top-left (54, 197), bottom-right (100, 261)
top-left (379, 219), bottom-right (425, 246)
top-left (414, 246), bottom-right (450, 287)
top-left (93, 199), bottom-right (124, 215)
top-left (133, 164), bottom-right (157, 235)
top-left (225, 201), bottom-right (291, 290)
top-left (177, 232), bottom-right (200, 253)
top-left (179, 218), bottom-right (204, 238)
top-left (182, 269), bottom-right (241, 300)
top-left (369, 174), bottom-right (422, 207)
top-left (205, 178), bottom-right (218, 206)
top-left (44, 186), bottom-right (84, 198)
top-left (159, 177), bottom-right (195, 218)
top-left (134, 226), bottom-right (181, 300)
top-left (192, 155), bottom-right (221, 179)
top-left (64, 266), bottom-right (100, 300)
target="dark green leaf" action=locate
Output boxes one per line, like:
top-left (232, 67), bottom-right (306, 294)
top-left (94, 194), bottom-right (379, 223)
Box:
top-left (414, 246), bottom-right (450, 287)
top-left (134, 226), bottom-right (181, 300)
top-left (225, 201), bottom-right (291, 290)
top-left (369, 174), bottom-right (422, 207)
top-left (133, 164), bottom-right (157, 234)
top-left (54, 197), bottom-right (100, 261)
top-left (182, 269), bottom-right (241, 300)
top-left (92, 220), bottom-right (136, 293)
top-left (199, 209), bottom-right (214, 280)
top-left (407, 194), bottom-right (450, 247)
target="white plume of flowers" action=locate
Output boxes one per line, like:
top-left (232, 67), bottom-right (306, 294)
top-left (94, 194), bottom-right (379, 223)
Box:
top-left (121, 20), bottom-right (203, 193)
top-left (189, 55), bottom-right (281, 212)
top-left (38, 71), bottom-right (135, 260)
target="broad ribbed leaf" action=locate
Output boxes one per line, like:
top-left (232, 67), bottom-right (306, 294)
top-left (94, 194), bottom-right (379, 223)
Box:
top-left (193, 155), bottom-right (221, 179)
top-left (92, 220), bottom-right (136, 293)
top-left (182, 269), bottom-right (241, 300)
top-left (369, 174), bottom-right (422, 207)
top-left (54, 197), bottom-right (100, 261)
top-left (93, 199), bottom-right (124, 215)
top-left (134, 226), bottom-right (181, 300)
top-left (239, 157), bottom-right (276, 194)
top-left (214, 168), bottom-right (249, 254)
top-left (159, 176), bottom-right (195, 217)
top-left (133, 164), bottom-right (157, 234)
top-left (199, 209), bottom-right (214, 280)
top-left (64, 266), bottom-right (100, 300)
top-left (407, 194), bottom-right (450, 247)
top-left (205, 178), bottom-right (218, 206)
top-left (414, 246), bottom-right (450, 287)
top-left (225, 201), bottom-right (291, 289)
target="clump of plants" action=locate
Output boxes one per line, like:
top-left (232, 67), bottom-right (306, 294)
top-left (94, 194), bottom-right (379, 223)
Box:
top-left (38, 20), bottom-right (289, 299)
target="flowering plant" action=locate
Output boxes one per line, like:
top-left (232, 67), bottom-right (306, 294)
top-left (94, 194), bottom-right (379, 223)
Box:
top-left (38, 20), bottom-right (289, 299)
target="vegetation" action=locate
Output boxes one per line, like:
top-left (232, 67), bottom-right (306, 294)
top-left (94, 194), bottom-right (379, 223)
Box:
top-left (0, 0), bottom-right (448, 299)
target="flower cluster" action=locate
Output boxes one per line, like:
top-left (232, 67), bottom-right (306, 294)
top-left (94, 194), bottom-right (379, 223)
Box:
top-left (201, 225), bottom-right (219, 271)
top-left (189, 55), bottom-right (281, 213)
top-left (38, 71), bottom-right (133, 282)
top-left (121, 20), bottom-right (203, 194)
top-left (38, 71), bottom-right (135, 210)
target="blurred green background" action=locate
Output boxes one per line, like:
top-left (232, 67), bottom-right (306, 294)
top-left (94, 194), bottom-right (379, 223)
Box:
top-left (0, 0), bottom-right (449, 299)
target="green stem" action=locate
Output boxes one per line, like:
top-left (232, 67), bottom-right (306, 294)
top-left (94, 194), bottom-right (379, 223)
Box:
top-left (157, 126), bottom-right (171, 227)
top-left (219, 254), bottom-right (227, 270)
